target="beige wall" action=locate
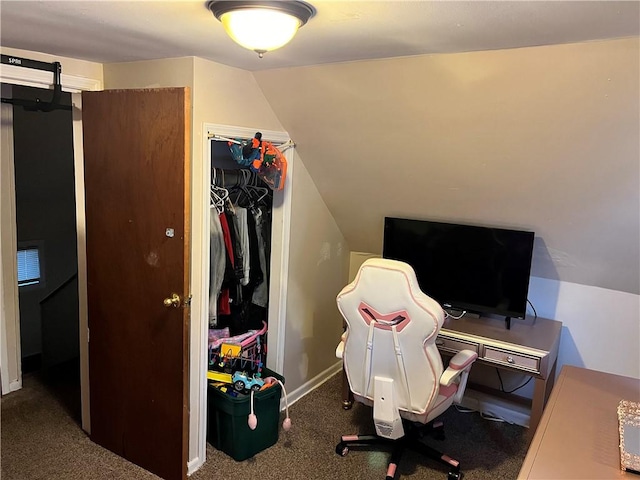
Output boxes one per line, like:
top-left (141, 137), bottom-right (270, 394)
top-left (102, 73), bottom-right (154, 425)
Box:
top-left (283, 150), bottom-right (349, 390)
top-left (254, 37), bottom-right (640, 296)
top-left (192, 56), bottom-right (283, 131)
top-left (103, 57), bottom-right (193, 91)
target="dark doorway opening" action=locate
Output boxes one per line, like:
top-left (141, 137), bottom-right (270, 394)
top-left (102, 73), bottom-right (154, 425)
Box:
top-left (7, 83), bottom-right (80, 422)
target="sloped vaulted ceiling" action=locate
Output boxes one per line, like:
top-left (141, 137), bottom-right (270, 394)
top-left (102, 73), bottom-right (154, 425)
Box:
top-left (254, 37), bottom-right (640, 295)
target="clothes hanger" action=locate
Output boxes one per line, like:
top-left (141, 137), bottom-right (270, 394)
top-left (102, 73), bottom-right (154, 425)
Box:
top-left (228, 170), bottom-right (258, 210)
top-left (237, 170), bottom-right (269, 208)
top-left (218, 169), bottom-right (236, 214)
top-left (245, 171), bottom-right (270, 203)
top-left (210, 187), bottom-right (225, 214)
top-left (228, 173), bottom-right (246, 207)
top-left (245, 171), bottom-right (271, 214)
top-left (250, 185), bottom-right (270, 205)
top-left (210, 168), bottom-right (229, 214)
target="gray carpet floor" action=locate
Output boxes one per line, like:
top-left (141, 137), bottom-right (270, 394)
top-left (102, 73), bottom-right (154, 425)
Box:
top-left (2, 366), bottom-right (528, 479)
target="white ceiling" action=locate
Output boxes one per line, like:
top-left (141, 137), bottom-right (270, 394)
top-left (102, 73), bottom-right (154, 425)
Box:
top-left (1, 1), bottom-right (638, 72)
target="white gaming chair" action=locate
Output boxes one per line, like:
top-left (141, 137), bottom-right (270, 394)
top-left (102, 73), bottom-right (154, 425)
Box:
top-left (335, 258), bottom-right (478, 480)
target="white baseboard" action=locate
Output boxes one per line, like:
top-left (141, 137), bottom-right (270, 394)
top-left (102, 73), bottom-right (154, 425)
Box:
top-left (9, 379), bottom-right (22, 393)
top-left (187, 455), bottom-right (204, 476)
top-left (282, 361), bottom-right (343, 410)
top-left (459, 388), bottom-right (531, 428)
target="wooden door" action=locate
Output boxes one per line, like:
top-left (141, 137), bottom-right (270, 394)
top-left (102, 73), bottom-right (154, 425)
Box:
top-left (81, 88), bottom-right (190, 480)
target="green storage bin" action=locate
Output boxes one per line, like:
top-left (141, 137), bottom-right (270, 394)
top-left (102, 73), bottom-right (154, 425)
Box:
top-left (207, 368), bottom-right (284, 461)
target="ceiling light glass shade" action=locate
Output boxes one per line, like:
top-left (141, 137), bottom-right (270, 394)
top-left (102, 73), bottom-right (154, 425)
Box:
top-left (221, 9), bottom-right (300, 53)
top-left (208, 1), bottom-right (316, 57)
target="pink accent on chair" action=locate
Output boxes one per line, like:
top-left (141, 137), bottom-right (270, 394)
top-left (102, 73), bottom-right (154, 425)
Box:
top-left (357, 302), bottom-right (411, 332)
top-left (387, 464), bottom-right (397, 477)
top-left (342, 435), bottom-right (359, 442)
top-left (441, 455), bottom-right (460, 467)
top-left (428, 383), bottom-right (458, 413)
top-left (437, 383), bottom-right (457, 400)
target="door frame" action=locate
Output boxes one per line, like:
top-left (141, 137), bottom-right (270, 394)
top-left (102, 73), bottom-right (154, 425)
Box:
top-left (188, 123), bottom-right (292, 473)
top-left (0, 64), bottom-right (100, 437)
top-left (1, 99), bottom-right (21, 395)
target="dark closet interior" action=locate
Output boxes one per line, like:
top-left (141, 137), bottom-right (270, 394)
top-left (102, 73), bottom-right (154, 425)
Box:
top-left (208, 139), bottom-right (274, 337)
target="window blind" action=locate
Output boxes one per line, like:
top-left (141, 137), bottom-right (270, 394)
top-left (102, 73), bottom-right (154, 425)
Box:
top-left (17, 248), bottom-right (40, 286)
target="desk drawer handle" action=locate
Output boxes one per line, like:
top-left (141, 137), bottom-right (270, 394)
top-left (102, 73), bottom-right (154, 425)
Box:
top-left (506, 356), bottom-right (515, 364)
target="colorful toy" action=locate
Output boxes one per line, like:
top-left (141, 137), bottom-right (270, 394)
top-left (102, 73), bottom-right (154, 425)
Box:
top-left (207, 370), bottom-right (233, 384)
top-left (208, 321), bottom-right (267, 379)
top-left (232, 371), bottom-right (264, 393)
top-left (227, 133), bottom-right (288, 191)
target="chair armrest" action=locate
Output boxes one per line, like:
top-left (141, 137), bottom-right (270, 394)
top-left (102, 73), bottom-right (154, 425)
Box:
top-left (335, 332), bottom-right (347, 359)
top-left (440, 350), bottom-right (478, 387)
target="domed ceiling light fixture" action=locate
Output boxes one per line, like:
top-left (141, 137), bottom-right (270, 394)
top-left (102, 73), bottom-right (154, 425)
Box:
top-left (207, 1), bottom-right (316, 58)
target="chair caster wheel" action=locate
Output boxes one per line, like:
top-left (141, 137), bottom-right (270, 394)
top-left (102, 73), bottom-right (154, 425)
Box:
top-left (447, 470), bottom-right (462, 480)
top-left (335, 442), bottom-right (349, 456)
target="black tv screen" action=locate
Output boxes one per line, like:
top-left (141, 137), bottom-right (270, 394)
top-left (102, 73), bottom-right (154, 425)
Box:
top-left (383, 217), bottom-right (535, 319)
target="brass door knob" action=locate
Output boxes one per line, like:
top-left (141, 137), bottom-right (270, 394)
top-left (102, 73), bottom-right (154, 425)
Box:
top-left (163, 293), bottom-right (181, 308)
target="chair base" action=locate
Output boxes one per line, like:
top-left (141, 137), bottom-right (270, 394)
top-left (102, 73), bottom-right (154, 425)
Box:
top-left (335, 421), bottom-right (463, 480)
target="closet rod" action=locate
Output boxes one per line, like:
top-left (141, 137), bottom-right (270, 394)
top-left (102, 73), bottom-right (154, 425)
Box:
top-left (208, 132), bottom-right (295, 151)
top-left (210, 134), bottom-right (242, 145)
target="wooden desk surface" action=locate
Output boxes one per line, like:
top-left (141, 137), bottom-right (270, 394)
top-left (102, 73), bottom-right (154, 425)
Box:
top-left (518, 365), bottom-right (640, 479)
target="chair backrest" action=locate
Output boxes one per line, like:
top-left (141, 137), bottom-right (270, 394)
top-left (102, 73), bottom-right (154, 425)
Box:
top-left (337, 258), bottom-right (445, 416)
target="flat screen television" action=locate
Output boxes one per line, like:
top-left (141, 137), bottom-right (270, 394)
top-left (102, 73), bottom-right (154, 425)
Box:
top-left (383, 217), bottom-right (535, 322)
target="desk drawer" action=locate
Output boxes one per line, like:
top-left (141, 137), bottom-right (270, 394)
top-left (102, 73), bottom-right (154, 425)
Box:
top-left (483, 347), bottom-right (540, 372)
top-left (436, 336), bottom-right (478, 355)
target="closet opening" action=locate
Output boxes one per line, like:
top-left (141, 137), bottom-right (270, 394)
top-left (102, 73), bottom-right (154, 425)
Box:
top-left (193, 124), bottom-right (293, 471)
top-left (205, 129), bottom-right (291, 365)
top-left (209, 140), bottom-right (273, 336)
top-left (207, 138), bottom-right (275, 375)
